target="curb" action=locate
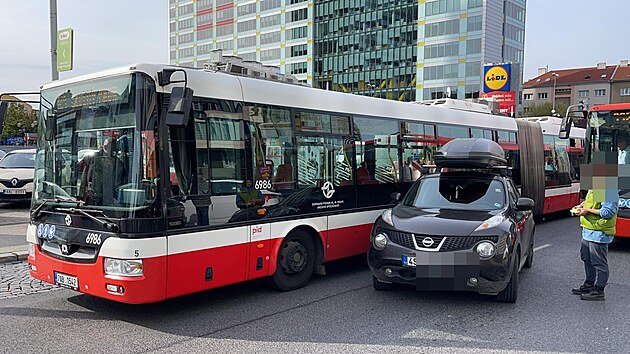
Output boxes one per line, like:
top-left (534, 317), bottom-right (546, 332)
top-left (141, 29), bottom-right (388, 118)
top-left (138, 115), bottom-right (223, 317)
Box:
top-left (0, 251), bottom-right (28, 264)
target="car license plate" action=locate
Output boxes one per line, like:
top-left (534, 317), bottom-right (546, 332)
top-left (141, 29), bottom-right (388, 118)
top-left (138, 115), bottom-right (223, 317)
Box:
top-left (3, 189), bottom-right (26, 195)
top-left (402, 255), bottom-right (416, 267)
top-left (54, 272), bottom-right (78, 290)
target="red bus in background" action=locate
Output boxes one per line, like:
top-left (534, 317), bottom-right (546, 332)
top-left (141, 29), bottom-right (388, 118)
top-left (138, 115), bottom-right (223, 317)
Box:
top-left (583, 103), bottom-right (630, 237)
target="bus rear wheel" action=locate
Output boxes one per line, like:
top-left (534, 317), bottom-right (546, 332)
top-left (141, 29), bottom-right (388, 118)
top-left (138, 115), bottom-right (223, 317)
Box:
top-left (271, 232), bottom-right (316, 291)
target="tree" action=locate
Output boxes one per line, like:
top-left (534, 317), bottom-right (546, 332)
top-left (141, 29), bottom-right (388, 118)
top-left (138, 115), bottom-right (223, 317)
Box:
top-left (0, 103), bottom-right (37, 140)
top-left (523, 102), bottom-right (569, 118)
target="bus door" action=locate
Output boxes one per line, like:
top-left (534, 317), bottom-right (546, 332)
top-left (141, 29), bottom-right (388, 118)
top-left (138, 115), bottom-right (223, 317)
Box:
top-left (164, 98), bottom-right (249, 298)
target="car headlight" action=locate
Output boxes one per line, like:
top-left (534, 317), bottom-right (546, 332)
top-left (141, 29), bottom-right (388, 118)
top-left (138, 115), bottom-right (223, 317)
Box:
top-left (381, 209), bottom-right (394, 226)
top-left (476, 241), bottom-right (496, 258)
top-left (104, 258), bottom-right (144, 277)
top-left (28, 243), bottom-right (35, 258)
top-left (373, 233), bottom-right (388, 250)
top-left (474, 215), bottom-right (505, 232)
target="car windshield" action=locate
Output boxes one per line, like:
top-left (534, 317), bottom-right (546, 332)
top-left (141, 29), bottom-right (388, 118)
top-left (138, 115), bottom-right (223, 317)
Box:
top-left (0, 152), bottom-right (35, 168)
top-left (404, 174), bottom-right (506, 211)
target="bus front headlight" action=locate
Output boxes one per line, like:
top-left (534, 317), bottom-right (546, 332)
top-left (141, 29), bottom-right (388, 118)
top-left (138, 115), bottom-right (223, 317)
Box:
top-left (104, 258), bottom-right (144, 277)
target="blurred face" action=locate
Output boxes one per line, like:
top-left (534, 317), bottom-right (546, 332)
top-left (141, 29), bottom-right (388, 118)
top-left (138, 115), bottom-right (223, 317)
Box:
top-left (618, 140), bottom-right (628, 150)
top-left (246, 180), bottom-right (253, 187)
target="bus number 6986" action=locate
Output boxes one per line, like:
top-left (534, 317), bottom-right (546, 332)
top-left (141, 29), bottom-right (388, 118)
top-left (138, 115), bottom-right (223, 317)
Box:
top-left (85, 233), bottom-right (102, 245)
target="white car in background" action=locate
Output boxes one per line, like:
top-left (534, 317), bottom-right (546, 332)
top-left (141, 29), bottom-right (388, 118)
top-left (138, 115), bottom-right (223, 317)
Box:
top-left (0, 149), bottom-right (36, 203)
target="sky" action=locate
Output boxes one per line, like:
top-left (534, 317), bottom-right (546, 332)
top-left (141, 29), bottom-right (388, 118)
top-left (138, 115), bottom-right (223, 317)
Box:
top-left (0, 0), bottom-right (627, 100)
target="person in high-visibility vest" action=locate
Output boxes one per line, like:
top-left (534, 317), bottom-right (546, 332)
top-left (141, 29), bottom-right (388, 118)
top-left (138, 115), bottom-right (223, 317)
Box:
top-left (236, 177), bottom-right (264, 209)
top-left (571, 189), bottom-right (618, 301)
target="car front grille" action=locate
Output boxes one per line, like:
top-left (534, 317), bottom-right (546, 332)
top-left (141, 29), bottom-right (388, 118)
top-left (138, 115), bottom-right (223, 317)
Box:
top-left (0, 179), bottom-right (32, 188)
top-left (377, 227), bottom-right (499, 252)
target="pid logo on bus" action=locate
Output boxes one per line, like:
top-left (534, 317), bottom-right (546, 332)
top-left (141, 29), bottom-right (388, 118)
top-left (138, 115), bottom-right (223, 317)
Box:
top-left (483, 64), bottom-right (511, 92)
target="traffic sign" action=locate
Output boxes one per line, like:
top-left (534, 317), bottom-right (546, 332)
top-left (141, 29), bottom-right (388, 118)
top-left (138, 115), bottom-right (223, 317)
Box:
top-left (57, 28), bottom-right (73, 72)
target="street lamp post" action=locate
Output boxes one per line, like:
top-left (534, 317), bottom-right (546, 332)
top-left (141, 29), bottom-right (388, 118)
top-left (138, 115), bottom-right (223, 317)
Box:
top-left (551, 73), bottom-right (559, 116)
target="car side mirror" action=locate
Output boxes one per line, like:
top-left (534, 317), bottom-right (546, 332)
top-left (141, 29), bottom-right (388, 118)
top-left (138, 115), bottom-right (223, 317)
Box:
top-left (516, 197), bottom-right (535, 211)
top-left (390, 192), bottom-right (401, 203)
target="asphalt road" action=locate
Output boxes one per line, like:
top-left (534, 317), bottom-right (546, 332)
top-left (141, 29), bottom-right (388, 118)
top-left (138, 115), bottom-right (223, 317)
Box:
top-left (1, 214), bottom-right (629, 354)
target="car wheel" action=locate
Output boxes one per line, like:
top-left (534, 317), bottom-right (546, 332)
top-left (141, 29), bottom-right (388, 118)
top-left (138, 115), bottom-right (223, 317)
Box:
top-left (524, 235), bottom-right (534, 269)
top-left (271, 231), bottom-right (316, 291)
top-left (497, 254), bottom-right (519, 303)
top-left (372, 275), bottom-right (392, 291)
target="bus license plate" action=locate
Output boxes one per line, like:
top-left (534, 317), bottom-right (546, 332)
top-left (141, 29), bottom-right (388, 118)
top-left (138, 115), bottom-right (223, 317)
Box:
top-left (54, 272), bottom-right (78, 290)
top-left (403, 255), bottom-right (416, 267)
top-left (3, 189), bottom-right (26, 195)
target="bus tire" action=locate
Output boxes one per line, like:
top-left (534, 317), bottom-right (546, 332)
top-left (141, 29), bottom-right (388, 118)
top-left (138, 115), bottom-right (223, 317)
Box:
top-left (271, 231), bottom-right (316, 291)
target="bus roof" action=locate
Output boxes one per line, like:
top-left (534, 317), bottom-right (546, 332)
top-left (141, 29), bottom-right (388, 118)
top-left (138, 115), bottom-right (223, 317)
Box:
top-left (590, 103), bottom-right (630, 112)
top-left (40, 63), bottom-right (520, 132)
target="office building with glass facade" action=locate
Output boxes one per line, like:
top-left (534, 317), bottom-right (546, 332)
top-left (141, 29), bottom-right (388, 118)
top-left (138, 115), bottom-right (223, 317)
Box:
top-left (169, 0), bottom-right (312, 83)
top-left (169, 0), bottom-right (525, 102)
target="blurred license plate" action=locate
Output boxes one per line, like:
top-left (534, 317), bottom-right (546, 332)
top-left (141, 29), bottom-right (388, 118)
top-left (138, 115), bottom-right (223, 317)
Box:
top-left (3, 189), bottom-right (26, 195)
top-left (54, 272), bottom-right (78, 290)
top-left (402, 255), bottom-right (416, 267)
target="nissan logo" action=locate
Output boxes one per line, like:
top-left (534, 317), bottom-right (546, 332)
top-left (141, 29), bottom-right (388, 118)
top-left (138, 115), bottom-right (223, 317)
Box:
top-left (422, 237), bottom-right (435, 248)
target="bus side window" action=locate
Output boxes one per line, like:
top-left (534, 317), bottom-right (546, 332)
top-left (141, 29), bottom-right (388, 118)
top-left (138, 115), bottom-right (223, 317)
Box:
top-left (354, 116), bottom-right (400, 207)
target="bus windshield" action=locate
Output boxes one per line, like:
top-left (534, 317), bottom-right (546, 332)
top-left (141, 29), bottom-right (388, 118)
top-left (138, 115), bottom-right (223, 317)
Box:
top-left (589, 109), bottom-right (630, 161)
top-left (35, 75), bottom-right (156, 214)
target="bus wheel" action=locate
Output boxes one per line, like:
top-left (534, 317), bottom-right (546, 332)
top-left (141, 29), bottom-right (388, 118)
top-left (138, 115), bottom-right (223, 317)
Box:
top-left (271, 232), bottom-right (316, 291)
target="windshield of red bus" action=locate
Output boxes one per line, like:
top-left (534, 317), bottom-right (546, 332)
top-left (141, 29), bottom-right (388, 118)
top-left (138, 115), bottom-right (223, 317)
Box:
top-left (589, 109), bottom-right (630, 161)
top-left (35, 75), bottom-right (157, 214)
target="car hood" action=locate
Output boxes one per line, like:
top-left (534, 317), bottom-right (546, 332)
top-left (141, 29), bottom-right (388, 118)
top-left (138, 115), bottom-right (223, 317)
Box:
top-left (0, 168), bottom-right (34, 181)
top-left (391, 205), bottom-right (502, 236)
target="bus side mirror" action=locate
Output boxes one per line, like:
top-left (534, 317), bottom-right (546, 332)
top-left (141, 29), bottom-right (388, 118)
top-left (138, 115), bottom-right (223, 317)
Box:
top-left (558, 115), bottom-right (573, 139)
top-left (45, 112), bottom-right (56, 141)
top-left (166, 87), bottom-right (194, 127)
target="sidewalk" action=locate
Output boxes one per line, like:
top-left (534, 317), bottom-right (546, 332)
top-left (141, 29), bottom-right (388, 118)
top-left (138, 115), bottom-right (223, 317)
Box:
top-left (0, 223), bottom-right (28, 264)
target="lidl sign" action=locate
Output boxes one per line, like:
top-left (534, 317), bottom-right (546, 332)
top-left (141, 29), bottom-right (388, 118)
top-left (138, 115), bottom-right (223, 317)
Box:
top-left (483, 64), bottom-right (511, 92)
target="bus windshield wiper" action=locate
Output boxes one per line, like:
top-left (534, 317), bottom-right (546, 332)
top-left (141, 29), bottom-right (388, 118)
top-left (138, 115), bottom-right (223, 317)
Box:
top-left (68, 207), bottom-right (119, 232)
top-left (31, 197), bottom-right (84, 220)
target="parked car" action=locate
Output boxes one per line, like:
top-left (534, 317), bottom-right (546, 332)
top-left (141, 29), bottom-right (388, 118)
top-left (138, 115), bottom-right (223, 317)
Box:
top-left (0, 149), bottom-right (36, 202)
top-left (367, 139), bottom-right (535, 303)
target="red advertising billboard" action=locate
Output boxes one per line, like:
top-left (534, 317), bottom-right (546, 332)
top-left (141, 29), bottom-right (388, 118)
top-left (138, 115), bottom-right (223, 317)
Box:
top-left (481, 91), bottom-right (516, 117)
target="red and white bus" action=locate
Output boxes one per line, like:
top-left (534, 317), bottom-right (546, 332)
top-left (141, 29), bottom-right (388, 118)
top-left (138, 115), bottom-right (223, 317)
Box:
top-left (562, 103), bottom-right (630, 237)
top-left (12, 63), bottom-right (583, 304)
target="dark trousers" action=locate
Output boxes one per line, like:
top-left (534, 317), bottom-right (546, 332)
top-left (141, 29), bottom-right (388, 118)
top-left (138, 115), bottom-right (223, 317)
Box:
top-left (580, 238), bottom-right (609, 289)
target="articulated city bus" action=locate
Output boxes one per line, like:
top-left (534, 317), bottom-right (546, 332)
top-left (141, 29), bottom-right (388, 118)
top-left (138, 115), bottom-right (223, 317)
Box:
top-left (9, 63), bottom-right (584, 303)
top-left (561, 103), bottom-right (630, 238)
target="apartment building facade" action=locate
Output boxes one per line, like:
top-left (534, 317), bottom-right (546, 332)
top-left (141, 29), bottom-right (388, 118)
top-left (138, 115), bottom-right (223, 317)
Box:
top-left (523, 60), bottom-right (630, 114)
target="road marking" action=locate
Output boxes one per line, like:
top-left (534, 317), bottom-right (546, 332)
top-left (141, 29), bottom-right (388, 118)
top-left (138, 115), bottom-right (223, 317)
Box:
top-left (533, 243), bottom-right (552, 252)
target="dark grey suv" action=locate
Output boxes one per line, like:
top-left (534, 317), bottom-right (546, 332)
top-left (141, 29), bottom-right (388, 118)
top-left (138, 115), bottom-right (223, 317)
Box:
top-left (367, 139), bottom-right (535, 303)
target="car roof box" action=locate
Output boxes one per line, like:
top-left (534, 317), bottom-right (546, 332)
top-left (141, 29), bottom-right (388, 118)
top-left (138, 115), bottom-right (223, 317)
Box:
top-left (434, 138), bottom-right (507, 168)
